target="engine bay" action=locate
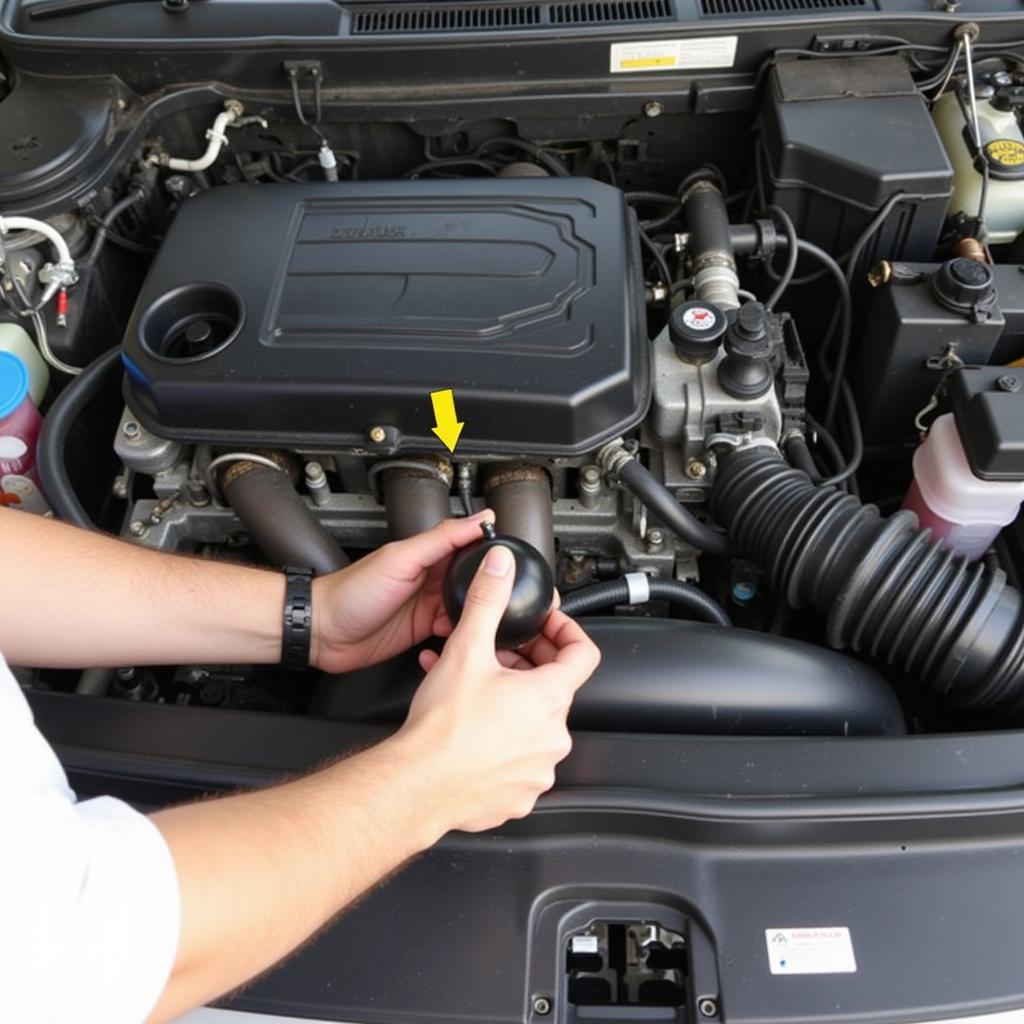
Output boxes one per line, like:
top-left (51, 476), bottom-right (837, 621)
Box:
top-left (7, 5), bottom-right (1024, 739)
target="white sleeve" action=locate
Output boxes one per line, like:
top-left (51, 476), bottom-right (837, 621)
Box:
top-left (1, 655), bottom-right (181, 1024)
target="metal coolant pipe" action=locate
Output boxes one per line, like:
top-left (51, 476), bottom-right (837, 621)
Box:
top-left (483, 464), bottom-right (556, 571)
top-left (220, 457), bottom-right (350, 574)
top-left (381, 457), bottom-right (454, 539)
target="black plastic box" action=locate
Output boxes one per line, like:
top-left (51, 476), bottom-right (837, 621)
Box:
top-left (121, 179), bottom-right (648, 457)
top-left (760, 57), bottom-right (954, 269)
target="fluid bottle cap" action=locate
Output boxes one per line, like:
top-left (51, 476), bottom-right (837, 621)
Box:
top-left (0, 351), bottom-right (30, 420)
top-left (931, 258), bottom-right (995, 314)
top-left (669, 301), bottom-right (728, 364)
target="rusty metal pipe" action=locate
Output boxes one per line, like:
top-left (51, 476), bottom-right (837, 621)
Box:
top-left (483, 464), bottom-right (556, 571)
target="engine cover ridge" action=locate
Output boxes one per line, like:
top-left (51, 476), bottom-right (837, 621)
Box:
top-left (121, 178), bottom-right (648, 456)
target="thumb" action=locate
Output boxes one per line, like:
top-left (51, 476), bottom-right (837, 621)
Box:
top-left (450, 544), bottom-right (516, 656)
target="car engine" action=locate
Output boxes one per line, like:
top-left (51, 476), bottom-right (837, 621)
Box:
top-left (6, 12), bottom-right (1024, 737)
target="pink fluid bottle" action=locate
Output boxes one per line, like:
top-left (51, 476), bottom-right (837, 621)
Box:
top-left (903, 412), bottom-right (1024, 560)
top-left (0, 350), bottom-right (44, 512)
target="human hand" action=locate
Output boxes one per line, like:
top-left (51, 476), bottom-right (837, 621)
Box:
top-left (309, 511), bottom-right (495, 673)
top-left (393, 543), bottom-right (601, 835)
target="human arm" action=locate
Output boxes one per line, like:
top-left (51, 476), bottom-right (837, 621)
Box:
top-left (147, 543), bottom-right (600, 1022)
top-left (0, 506), bottom-right (493, 671)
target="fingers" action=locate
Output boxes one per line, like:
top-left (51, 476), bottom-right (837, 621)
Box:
top-left (496, 649), bottom-right (535, 671)
top-left (528, 612), bottom-right (601, 695)
top-left (418, 649), bottom-right (441, 673)
top-left (447, 544), bottom-right (516, 662)
top-left (383, 510), bottom-right (496, 578)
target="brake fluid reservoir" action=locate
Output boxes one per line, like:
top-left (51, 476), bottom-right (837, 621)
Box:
top-left (934, 90), bottom-right (1024, 244)
top-left (903, 413), bottom-right (1024, 560)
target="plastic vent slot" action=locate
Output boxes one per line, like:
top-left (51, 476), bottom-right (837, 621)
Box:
top-left (352, 4), bottom-right (541, 33)
top-left (550, 0), bottom-right (673, 24)
top-left (700, 0), bottom-right (866, 13)
top-left (350, 0), bottom-right (672, 34)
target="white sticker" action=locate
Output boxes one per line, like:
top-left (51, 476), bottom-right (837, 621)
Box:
top-left (571, 935), bottom-right (600, 954)
top-left (682, 306), bottom-right (719, 331)
top-left (610, 36), bottom-right (737, 74)
top-left (765, 927), bottom-right (857, 975)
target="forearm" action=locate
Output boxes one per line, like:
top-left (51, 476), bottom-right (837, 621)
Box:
top-left (0, 510), bottom-right (284, 667)
top-left (147, 732), bottom-right (445, 1023)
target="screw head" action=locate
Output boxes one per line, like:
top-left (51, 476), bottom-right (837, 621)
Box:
top-left (581, 465), bottom-right (601, 486)
top-left (368, 425), bottom-right (387, 444)
top-left (686, 460), bottom-right (708, 480)
top-left (998, 375), bottom-right (1022, 393)
top-left (122, 420), bottom-right (141, 439)
top-left (646, 528), bottom-right (665, 551)
top-left (129, 521), bottom-right (148, 537)
top-left (532, 995), bottom-right (552, 1016)
top-left (305, 461), bottom-right (325, 482)
top-left (643, 100), bottom-right (665, 118)
top-left (698, 997), bottom-right (719, 1018)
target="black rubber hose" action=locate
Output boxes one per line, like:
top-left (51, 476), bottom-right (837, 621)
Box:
top-left (561, 577), bottom-right (731, 626)
top-left (617, 457), bottom-right (731, 556)
top-left (711, 448), bottom-right (1024, 712)
top-left (221, 463), bottom-right (350, 574)
top-left (87, 188), bottom-right (146, 265)
top-left (783, 433), bottom-right (822, 482)
top-left (682, 181), bottom-right (733, 255)
top-left (37, 346), bottom-right (122, 528)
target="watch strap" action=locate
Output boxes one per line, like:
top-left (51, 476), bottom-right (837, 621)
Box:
top-left (281, 565), bottom-right (314, 671)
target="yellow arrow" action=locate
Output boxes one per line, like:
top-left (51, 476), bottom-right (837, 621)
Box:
top-left (430, 388), bottom-right (465, 453)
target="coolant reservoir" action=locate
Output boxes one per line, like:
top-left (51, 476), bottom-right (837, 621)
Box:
top-left (904, 412), bottom-right (1024, 560)
top-left (0, 323), bottom-right (48, 405)
top-left (934, 91), bottom-right (1024, 244)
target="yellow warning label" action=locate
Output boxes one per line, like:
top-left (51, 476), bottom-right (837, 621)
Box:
top-left (619, 56), bottom-right (677, 69)
top-left (985, 138), bottom-right (1024, 168)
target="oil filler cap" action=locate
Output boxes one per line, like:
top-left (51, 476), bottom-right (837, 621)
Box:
top-left (669, 301), bottom-right (728, 364)
top-left (931, 258), bottom-right (996, 321)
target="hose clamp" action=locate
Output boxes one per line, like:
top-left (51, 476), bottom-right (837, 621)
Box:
top-left (624, 571), bottom-right (651, 606)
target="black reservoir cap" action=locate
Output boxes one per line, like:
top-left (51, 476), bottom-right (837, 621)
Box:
top-left (931, 258), bottom-right (996, 314)
top-left (944, 367), bottom-right (1024, 480)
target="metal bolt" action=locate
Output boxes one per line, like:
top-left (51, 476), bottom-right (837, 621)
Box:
top-left (305, 461), bottom-right (325, 483)
top-left (129, 521), bottom-right (148, 537)
top-left (686, 460), bottom-right (708, 480)
top-left (646, 528), bottom-right (665, 551)
top-left (643, 100), bottom-right (665, 118)
top-left (112, 474), bottom-right (129, 499)
top-left (698, 997), bottom-right (719, 1018)
top-left (122, 420), bottom-right (141, 439)
top-left (581, 465), bottom-right (601, 486)
top-left (368, 425), bottom-right (387, 444)
top-left (532, 995), bottom-right (552, 1016)
top-left (998, 375), bottom-right (1022, 393)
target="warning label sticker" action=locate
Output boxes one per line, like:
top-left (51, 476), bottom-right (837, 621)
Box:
top-left (610, 36), bottom-right (738, 74)
top-left (765, 927), bottom-right (857, 976)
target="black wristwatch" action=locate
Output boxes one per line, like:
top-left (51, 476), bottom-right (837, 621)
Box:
top-left (281, 565), bottom-right (314, 671)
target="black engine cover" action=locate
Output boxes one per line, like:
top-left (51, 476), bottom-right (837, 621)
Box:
top-left (121, 179), bottom-right (648, 456)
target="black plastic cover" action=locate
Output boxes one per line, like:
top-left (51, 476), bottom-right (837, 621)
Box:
top-left (761, 57), bottom-right (953, 267)
top-left (313, 619), bottom-right (906, 737)
top-left (944, 366), bottom-right (1024, 480)
top-left (121, 179), bottom-right (647, 457)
